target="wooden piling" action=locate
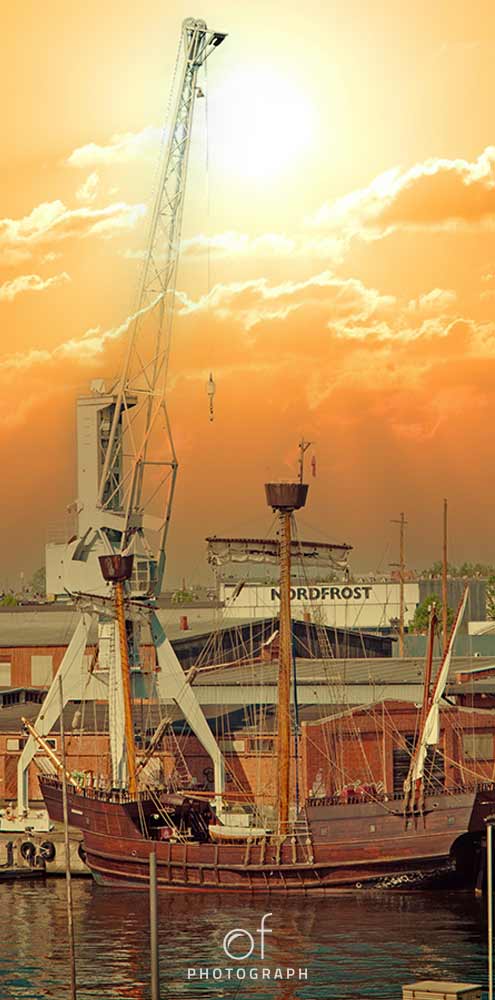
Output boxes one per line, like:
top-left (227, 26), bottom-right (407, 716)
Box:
top-left (58, 676), bottom-right (77, 1000)
top-left (149, 851), bottom-right (160, 1000)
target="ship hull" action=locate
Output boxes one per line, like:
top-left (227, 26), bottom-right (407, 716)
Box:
top-left (79, 785), bottom-right (495, 894)
top-left (39, 775), bottom-right (87, 829)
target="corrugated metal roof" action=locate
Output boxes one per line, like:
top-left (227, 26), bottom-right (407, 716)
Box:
top-left (0, 610), bottom-right (262, 648)
top-left (0, 609), bottom-right (390, 650)
top-left (192, 654), bottom-right (495, 690)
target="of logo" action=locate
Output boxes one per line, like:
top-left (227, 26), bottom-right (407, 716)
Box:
top-left (223, 912), bottom-right (272, 961)
top-left (187, 911), bottom-right (308, 983)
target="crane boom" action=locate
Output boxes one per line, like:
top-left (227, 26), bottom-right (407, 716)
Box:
top-left (96, 18), bottom-right (225, 595)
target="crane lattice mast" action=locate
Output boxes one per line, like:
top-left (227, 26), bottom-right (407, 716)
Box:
top-left (98, 18), bottom-right (225, 595)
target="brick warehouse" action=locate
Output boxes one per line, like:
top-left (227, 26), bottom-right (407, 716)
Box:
top-left (2, 684), bottom-right (495, 808)
top-left (0, 604), bottom-right (394, 690)
top-left (1, 605), bottom-right (494, 809)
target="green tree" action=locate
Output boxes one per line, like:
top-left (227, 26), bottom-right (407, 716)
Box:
top-left (411, 597), bottom-right (454, 635)
top-left (0, 594), bottom-right (18, 607)
top-left (419, 561), bottom-right (495, 580)
top-left (172, 589), bottom-right (195, 604)
top-left (30, 566), bottom-right (46, 595)
top-left (487, 575), bottom-right (495, 620)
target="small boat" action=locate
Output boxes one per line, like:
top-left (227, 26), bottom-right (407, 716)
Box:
top-left (0, 866), bottom-right (46, 882)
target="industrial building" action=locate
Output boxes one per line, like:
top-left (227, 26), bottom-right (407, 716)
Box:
top-left (2, 651), bottom-right (495, 806)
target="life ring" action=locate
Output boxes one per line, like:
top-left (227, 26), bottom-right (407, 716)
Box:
top-left (39, 841), bottom-right (56, 862)
top-left (355, 882), bottom-right (362, 889)
top-left (20, 841), bottom-right (36, 863)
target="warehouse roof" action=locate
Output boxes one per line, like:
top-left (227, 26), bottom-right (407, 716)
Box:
top-left (0, 609), bottom-right (263, 648)
top-left (0, 608), bottom-right (392, 656)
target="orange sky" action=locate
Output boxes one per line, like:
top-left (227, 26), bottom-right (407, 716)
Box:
top-left (2, 0), bottom-right (495, 587)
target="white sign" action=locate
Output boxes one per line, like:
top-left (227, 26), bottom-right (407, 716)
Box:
top-left (221, 581), bottom-right (419, 628)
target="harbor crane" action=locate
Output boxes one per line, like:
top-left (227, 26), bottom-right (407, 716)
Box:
top-left (15, 18), bottom-right (227, 823)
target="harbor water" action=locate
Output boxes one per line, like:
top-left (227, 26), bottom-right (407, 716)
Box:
top-left (0, 882), bottom-right (490, 999)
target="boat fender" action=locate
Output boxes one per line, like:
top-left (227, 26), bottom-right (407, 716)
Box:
top-left (39, 840), bottom-right (56, 862)
top-left (20, 841), bottom-right (36, 864)
top-left (77, 843), bottom-right (87, 864)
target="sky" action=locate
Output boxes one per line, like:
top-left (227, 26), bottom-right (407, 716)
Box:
top-left (2, 0), bottom-right (495, 588)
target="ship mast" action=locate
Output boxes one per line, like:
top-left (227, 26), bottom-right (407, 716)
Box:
top-left (442, 498), bottom-right (448, 654)
top-left (403, 586), bottom-right (468, 813)
top-left (265, 481), bottom-right (308, 837)
top-left (99, 555), bottom-right (137, 795)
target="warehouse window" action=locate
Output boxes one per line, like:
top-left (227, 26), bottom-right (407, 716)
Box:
top-left (249, 737), bottom-right (275, 753)
top-left (0, 662), bottom-right (11, 687)
top-left (393, 733), bottom-right (445, 794)
top-left (31, 655), bottom-right (53, 687)
top-left (219, 739), bottom-right (246, 753)
top-left (35, 738), bottom-right (57, 754)
top-left (463, 733), bottom-right (493, 761)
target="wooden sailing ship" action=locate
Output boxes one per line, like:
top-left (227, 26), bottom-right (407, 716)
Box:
top-left (37, 483), bottom-right (495, 893)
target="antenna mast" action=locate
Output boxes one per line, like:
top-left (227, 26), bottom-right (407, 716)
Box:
top-left (391, 513), bottom-right (407, 657)
top-left (298, 438), bottom-right (312, 484)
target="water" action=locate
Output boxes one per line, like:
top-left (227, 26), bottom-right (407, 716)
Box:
top-left (0, 881), bottom-right (490, 1000)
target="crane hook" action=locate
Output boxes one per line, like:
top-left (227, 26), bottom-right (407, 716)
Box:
top-left (207, 372), bottom-right (216, 422)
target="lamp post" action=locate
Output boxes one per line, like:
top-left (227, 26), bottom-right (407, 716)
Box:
top-left (487, 815), bottom-right (495, 1000)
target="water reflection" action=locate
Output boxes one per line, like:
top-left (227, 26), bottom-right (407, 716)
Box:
top-left (0, 883), bottom-right (489, 999)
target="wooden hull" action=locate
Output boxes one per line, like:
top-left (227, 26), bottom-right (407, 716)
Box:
top-left (39, 775), bottom-right (87, 829)
top-left (79, 785), bottom-right (495, 894)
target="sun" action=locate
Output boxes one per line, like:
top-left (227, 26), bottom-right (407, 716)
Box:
top-left (209, 65), bottom-right (316, 182)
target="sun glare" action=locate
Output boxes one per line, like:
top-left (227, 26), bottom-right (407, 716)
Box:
top-left (210, 66), bottom-right (316, 181)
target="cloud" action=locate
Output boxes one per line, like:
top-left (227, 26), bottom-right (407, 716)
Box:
top-left (0, 247), bottom-right (32, 266)
top-left (76, 172), bottom-right (100, 203)
top-left (0, 199), bottom-right (146, 258)
top-left (0, 272), bottom-right (70, 303)
top-left (183, 231), bottom-right (345, 261)
top-left (41, 251), bottom-right (62, 262)
top-left (0, 291), bottom-right (162, 371)
top-left (0, 391), bottom-right (57, 430)
top-left (179, 270), bottom-right (397, 331)
top-left (311, 147), bottom-right (495, 237)
top-left (122, 231), bottom-right (345, 265)
top-left (408, 288), bottom-right (457, 315)
top-left (0, 267), bottom-right (462, 385)
top-left (66, 126), bottom-right (162, 168)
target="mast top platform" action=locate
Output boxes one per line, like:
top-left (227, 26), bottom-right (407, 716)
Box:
top-left (98, 555), bottom-right (134, 583)
top-left (265, 482), bottom-right (308, 512)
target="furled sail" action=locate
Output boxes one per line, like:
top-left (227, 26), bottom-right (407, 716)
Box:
top-left (410, 586), bottom-right (468, 783)
top-left (207, 536), bottom-right (351, 570)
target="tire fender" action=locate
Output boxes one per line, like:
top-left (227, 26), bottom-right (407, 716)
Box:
top-left (20, 841), bottom-right (36, 863)
top-left (39, 840), bottom-right (56, 862)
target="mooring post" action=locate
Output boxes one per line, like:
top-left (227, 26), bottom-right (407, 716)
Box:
top-left (58, 675), bottom-right (77, 1000)
top-left (149, 851), bottom-right (160, 1000)
top-left (488, 819), bottom-right (494, 1000)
